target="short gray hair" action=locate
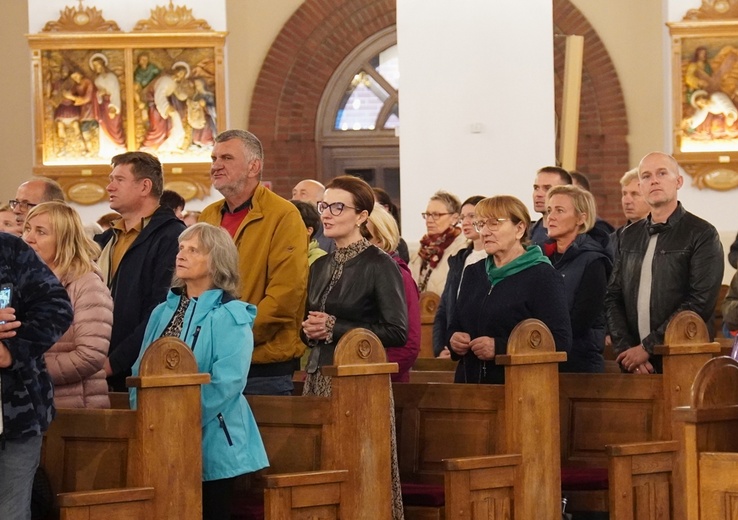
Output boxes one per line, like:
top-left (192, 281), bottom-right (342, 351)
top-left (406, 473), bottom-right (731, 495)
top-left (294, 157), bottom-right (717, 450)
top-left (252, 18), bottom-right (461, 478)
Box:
top-left (215, 129), bottom-right (264, 176)
top-left (172, 223), bottom-right (240, 296)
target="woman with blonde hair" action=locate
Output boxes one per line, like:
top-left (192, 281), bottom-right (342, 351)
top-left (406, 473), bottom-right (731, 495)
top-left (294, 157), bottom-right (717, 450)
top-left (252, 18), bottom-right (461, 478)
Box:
top-left (544, 184), bottom-right (612, 373)
top-left (23, 201), bottom-right (113, 408)
top-left (365, 203), bottom-right (420, 382)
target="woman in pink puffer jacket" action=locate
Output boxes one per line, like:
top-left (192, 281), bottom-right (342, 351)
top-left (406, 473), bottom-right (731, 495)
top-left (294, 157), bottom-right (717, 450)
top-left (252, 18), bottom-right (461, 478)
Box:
top-left (23, 201), bottom-right (113, 408)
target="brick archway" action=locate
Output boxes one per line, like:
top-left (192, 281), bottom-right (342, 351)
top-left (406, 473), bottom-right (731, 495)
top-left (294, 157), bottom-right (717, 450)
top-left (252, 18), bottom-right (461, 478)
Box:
top-left (247, 0), bottom-right (396, 196)
top-left (249, 0), bottom-right (628, 224)
top-left (553, 0), bottom-right (630, 225)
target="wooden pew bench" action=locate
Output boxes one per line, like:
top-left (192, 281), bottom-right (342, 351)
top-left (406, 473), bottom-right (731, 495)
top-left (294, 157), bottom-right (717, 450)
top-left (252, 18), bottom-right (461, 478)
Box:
top-left (606, 355), bottom-right (738, 520)
top-left (43, 330), bottom-right (397, 520)
top-left (233, 328), bottom-right (398, 520)
top-left (41, 337), bottom-right (209, 520)
top-left (394, 311), bottom-right (720, 518)
top-left (419, 291), bottom-right (441, 358)
top-left (393, 319), bottom-right (565, 520)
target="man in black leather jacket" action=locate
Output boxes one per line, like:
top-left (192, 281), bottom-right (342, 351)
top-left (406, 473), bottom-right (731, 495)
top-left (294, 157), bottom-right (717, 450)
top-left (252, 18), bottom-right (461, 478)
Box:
top-left (605, 152), bottom-right (723, 374)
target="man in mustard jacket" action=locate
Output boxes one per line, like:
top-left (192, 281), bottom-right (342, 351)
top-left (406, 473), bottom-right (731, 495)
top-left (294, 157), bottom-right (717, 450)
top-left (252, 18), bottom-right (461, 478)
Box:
top-left (200, 129), bottom-right (308, 395)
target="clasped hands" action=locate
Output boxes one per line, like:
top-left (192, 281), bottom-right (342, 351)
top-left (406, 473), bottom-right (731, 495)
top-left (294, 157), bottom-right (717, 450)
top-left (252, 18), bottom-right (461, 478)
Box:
top-left (449, 332), bottom-right (495, 361)
top-left (615, 344), bottom-right (654, 374)
top-left (302, 311), bottom-right (331, 341)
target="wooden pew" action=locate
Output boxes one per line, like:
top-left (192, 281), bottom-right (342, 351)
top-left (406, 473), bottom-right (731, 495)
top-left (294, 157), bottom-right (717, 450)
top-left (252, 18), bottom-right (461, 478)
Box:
top-left (419, 291), bottom-right (440, 358)
top-left (395, 311), bottom-right (721, 516)
top-left (673, 355), bottom-right (738, 520)
top-left (241, 328), bottom-right (397, 520)
top-left (394, 318), bottom-right (566, 520)
top-left (408, 356), bottom-right (456, 383)
top-left (44, 330), bottom-right (397, 520)
top-left (42, 337), bottom-right (209, 520)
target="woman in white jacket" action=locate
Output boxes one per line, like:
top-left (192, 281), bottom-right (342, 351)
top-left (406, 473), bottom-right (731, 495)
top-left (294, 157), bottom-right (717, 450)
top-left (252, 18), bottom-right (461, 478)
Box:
top-left (23, 201), bottom-right (113, 409)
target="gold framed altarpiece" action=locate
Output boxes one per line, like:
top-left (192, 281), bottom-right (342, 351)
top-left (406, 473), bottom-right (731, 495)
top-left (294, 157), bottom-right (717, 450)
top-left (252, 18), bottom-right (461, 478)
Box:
top-left (27, 2), bottom-right (226, 204)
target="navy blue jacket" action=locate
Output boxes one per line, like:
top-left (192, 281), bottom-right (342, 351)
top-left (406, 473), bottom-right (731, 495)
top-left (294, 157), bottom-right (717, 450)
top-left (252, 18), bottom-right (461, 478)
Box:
top-left (0, 234), bottom-right (73, 439)
top-left (95, 206), bottom-right (185, 390)
top-left (545, 227), bottom-right (613, 373)
top-left (448, 260), bottom-right (572, 384)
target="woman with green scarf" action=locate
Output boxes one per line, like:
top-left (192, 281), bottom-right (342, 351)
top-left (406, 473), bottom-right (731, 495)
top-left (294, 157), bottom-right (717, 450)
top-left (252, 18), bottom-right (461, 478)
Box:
top-left (447, 195), bottom-right (572, 384)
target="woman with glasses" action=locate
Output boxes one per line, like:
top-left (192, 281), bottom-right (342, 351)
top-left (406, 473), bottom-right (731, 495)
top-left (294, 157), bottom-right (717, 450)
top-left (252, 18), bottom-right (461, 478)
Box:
top-left (23, 201), bottom-right (113, 408)
top-left (409, 190), bottom-right (466, 295)
top-left (543, 185), bottom-right (612, 373)
top-left (432, 195), bottom-right (486, 358)
top-left (302, 175), bottom-right (407, 520)
top-left (448, 195), bottom-right (572, 384)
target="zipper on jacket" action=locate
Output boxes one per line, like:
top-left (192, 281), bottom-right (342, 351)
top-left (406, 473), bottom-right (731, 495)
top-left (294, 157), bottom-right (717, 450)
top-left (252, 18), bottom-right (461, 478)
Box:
top-left (217, 413), bottom-right (233, 446)
top-left (191, 326), bottom-right (201, 352)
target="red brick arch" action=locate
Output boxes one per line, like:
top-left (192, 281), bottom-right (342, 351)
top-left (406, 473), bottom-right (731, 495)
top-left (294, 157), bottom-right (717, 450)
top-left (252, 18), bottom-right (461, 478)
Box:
top-left (249, 0), bottom-right (628, 224)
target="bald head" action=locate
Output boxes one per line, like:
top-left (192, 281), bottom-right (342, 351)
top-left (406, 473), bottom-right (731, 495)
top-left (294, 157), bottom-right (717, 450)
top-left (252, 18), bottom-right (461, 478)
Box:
top-left (292, 179), bottom-right (325, 205)
top-left (13, 178), bottom-right (64, 223)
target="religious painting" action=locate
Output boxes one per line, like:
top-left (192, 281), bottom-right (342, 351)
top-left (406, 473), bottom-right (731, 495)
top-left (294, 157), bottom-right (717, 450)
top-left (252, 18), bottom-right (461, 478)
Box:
top-left (132, 48), bottom-right (218, 162)
top-left (669, 6), bottom-right (738, 190)
top-left (40, 49), bottom-right (127, 164)
top-left (26, 2), bottom-right (226, 204)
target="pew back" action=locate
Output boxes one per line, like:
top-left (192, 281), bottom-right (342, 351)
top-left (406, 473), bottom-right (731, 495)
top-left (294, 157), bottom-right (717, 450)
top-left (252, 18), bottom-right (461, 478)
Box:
top-left (419, 291), bottom-right (440, 358)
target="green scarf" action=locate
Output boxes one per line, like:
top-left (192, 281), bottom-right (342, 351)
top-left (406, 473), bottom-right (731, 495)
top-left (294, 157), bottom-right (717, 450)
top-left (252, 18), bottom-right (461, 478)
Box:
top-left (485, 245), bottom-right (551, 286)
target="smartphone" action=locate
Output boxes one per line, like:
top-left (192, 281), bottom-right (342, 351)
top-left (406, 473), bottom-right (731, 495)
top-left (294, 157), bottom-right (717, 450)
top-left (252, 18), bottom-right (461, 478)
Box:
top-left (0, 283), bottom-right (12, 325)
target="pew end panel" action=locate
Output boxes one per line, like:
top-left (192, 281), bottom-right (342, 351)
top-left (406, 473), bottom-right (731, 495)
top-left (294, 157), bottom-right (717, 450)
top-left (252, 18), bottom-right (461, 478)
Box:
top-left (419, 291), bottom-right (440, 358)
top-left (443, 454), bottom-right (521, 520)
top-left (606, 440), bottom-right (678, 520)
top-left (672, 356), bottom-right (738, 520)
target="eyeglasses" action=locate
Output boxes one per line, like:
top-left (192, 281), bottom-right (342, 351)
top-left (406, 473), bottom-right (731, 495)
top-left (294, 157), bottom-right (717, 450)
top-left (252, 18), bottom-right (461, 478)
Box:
top-left (472, 218), bottom-right (509, 233)
top-left (421, 212), bottom-right (453, 221)
top-left (317, 201), bottom-right (358, 216)
top-left (9, 200), bottom-right (37, 212)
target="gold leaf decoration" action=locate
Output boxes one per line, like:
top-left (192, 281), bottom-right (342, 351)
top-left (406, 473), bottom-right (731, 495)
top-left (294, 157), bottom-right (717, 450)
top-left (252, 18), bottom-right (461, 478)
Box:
top-left (42, 1), bottom-right (121, 32)
top-left (684, 0), bottom-right (738, 20)
top-left (133, 1), bottom-right (212, 32)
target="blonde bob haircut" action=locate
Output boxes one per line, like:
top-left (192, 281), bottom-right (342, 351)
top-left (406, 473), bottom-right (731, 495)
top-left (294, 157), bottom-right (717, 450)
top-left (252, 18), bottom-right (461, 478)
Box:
top-left (24, 201), bottom-right (101, 283)
top-left (171, 223), bottom-right (240, 297)
top-left (367, 203), bottom-right (400, 253)
top-left (475, 195), bottom-right (532, 247)
top-left (546, 184), bottom-right (597, 234)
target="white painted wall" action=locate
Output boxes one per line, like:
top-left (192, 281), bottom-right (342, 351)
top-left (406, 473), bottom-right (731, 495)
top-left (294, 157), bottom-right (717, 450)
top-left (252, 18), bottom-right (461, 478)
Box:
top-left (396, 0), bottom-right (556, 246)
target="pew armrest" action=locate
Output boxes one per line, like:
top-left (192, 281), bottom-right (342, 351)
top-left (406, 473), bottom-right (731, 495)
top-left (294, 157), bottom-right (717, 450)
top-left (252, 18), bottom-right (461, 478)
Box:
top-left (57, 487), bottom-right (156, 507)
top-left (58, 487), bottom-right (155, 520)
top-left (443, 454), bottom-right (521, 520)
top-left (265, 469), bottom-right (349, 488)
top-left (606, 441), bottom-right (678, 520)
top-left (264, 470), bottom-right (349, 517)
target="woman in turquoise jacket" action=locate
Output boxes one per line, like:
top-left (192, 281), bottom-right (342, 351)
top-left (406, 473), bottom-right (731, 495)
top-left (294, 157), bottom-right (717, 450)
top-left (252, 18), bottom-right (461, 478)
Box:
top-left (130, 223), bottom-right (268, 520)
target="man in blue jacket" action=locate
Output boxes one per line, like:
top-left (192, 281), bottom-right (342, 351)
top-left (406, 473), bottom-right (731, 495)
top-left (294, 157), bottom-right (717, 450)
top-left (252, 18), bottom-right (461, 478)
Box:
top-left (0, 233), bottom-right (73, 520)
